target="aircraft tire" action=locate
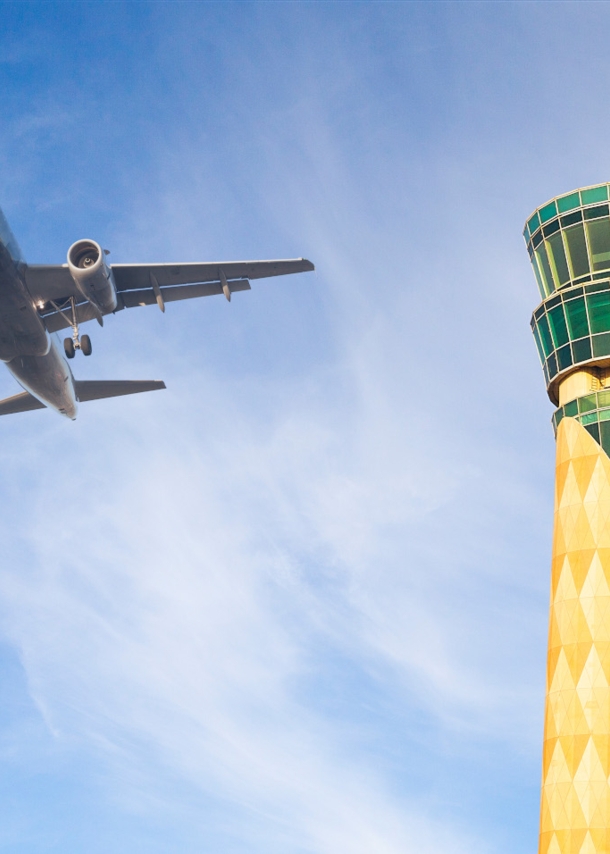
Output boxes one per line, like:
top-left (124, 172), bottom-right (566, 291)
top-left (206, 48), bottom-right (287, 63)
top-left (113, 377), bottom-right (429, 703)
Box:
top-left (64, 338), bottom-right (75, 359)
top-left (80, 335), bottom-right (92, 357)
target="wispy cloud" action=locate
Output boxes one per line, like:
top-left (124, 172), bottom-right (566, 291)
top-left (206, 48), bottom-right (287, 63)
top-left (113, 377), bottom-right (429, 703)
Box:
top-left (0, 2), bottom-right (578, 851)
top-left (0, 375), bottom-right (490, 853)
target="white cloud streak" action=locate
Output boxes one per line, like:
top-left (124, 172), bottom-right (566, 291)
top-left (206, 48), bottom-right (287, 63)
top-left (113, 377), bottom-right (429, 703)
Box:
top-left (0, 3), bottom-right (574, 851)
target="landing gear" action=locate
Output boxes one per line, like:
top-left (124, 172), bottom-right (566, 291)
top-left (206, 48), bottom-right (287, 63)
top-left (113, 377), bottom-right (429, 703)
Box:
top-left (60, 297), bottom-right (93, 358)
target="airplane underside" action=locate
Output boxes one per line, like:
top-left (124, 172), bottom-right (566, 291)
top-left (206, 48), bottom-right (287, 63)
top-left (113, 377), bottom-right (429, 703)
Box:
top-left (0, 207), bottom-right (313, 419)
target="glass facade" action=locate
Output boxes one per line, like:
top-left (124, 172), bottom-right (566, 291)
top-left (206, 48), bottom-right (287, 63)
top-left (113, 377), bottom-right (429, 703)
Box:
top-left (552, 390), bottom-right (610, 456)
top-left (530, 280), bottom-right (610, 387)
top-left (524, 184), bottom-right (610, 298)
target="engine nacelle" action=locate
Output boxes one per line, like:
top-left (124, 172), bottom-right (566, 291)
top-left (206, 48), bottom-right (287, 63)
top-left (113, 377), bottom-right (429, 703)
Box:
top-left (67, 239), bottom-right (117, 314)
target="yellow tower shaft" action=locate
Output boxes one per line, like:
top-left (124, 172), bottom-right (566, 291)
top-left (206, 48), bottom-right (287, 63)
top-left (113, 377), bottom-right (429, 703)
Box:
top-left (541, 416), bottom-right (610, 854)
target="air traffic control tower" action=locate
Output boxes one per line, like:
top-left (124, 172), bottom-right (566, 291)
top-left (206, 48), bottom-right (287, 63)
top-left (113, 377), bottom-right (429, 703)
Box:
top-left (526, 184), bottom-right (610, 854)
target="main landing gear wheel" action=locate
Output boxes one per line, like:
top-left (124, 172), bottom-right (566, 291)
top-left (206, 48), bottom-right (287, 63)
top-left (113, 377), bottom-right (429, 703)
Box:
top-left (62, 297), bottom-right (93, 358)
top-left (64, 337), bottom-right (75, 359)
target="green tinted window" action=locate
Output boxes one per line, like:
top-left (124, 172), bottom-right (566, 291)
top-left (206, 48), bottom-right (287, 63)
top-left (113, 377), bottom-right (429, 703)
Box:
top-left (587, 291), bottom-right (610, 332)
top-left (547, 233), bottom-right (571, 285)
top-left (581, 411), bottom-right (599, 425)
top-left (531, 254), bottom-right (546, 298)
top-left (536, 245), bottom-right (555, 293)
top-left (579, 394), bottom-right (598, 413)
top-left (601, 422), bottom-right (610, 455)
top-left (564, 224), bottom-right (590, 277)
top-left (587, 218), bottom-right (610, 270)
top-left (586, 281), bottom-right (610, 293)
top-left (585, 205), bottom-right (610, 220)
top-left (599, 389), bottom-right (610, 407)
top-left (554, 409), bottom-right (564, 429)
top-left (549, 304), bottom-right (569, 347)
top-left (572, 337), bottom-right (592, 363)
top-left (540, 201), bottom-right (558, 223)
top-left (531, 325), bottom-right (545, 363)
top-left (565, 399), bottom-right (579, 417)
top-left (565, 297), bottom-right (589, 338)
top-left (528, 212), bottom-right (540, 234)
top-left (557, 344), bottom-right (572, 370)
top-left (599, 409), bottom-right (610, 422)
top-left (582, 186), bottom-right (609, 205)
top-left (537, 314), bottom-right (553, 356)
top-left (593, 332), bottom-right (610, 356)
top-left (548, 352), bottom-right (558, 377)
top-left (586, 422), bottom-right (600, 443)
top-left (558, 192), bottom-right (581, 213)
top-left (561, 210), bottom-right (583, 227)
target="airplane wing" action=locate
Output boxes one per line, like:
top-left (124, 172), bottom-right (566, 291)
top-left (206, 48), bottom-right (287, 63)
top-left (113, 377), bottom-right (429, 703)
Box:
top-left (111, 259), bottom-right (315, 289)
top-left (25, 258), bottom-right (314, 333)
top-left (24, 265), bottom-right (79, 302)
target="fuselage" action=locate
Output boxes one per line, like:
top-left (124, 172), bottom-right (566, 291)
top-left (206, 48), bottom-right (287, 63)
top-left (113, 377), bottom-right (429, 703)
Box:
top-left (0, 211), bottom-right (77, 419)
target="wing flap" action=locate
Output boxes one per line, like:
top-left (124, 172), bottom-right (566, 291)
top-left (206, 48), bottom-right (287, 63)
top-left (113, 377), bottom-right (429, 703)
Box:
top-left (118, 279), bottom-right (251, 309)
top-left (111, 259), bottom-right (314, 291)
top-left (26, 258), bottom-right (314, 324)
top-left (0, 390), bottom-right (46, 416)
top-left (75, 380), bottom-right (166, 402)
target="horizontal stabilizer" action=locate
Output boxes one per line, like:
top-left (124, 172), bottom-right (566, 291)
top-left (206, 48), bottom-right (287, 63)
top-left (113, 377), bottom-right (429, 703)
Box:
top-left (0, 391), bottom-right (46, 416)
top-left (0, 380), bottom-right (166, 417)
top-left (75, 380), bottom-right (166, 402)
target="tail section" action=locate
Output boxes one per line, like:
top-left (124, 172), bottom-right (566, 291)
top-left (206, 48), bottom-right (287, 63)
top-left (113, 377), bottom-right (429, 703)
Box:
top-left (0, 380), bottom-right (166, 417)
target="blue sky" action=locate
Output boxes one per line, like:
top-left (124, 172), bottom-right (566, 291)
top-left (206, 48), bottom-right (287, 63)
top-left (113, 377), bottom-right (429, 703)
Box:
top-left (0, 1), bottom-right (607, 851)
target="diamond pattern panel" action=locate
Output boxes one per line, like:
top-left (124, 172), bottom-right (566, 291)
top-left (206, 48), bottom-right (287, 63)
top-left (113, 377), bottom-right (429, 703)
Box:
top-left (541, 417), bottom-right (610, 854)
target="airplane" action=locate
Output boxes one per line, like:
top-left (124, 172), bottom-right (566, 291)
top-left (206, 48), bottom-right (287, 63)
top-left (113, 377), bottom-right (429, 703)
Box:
top-left (0, 207), bottom-right (314, 419)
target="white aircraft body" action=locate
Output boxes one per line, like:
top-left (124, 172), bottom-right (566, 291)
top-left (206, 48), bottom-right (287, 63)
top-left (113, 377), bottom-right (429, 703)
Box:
top-left (0, 208), bottom-right (313, 419)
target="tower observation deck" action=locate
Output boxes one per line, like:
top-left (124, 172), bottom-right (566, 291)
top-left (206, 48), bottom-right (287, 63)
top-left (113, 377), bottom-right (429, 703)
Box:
top-left (526, 184), bottom-right (610, 854)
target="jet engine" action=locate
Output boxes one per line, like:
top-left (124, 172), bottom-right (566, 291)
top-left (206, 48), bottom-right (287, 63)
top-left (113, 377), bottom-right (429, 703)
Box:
top-left (67, 239), bottom-right (117, 314)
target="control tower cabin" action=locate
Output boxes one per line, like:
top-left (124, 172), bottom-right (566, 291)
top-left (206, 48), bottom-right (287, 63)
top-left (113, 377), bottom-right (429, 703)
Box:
top-left (526, 184), bottom-right (610, 854)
